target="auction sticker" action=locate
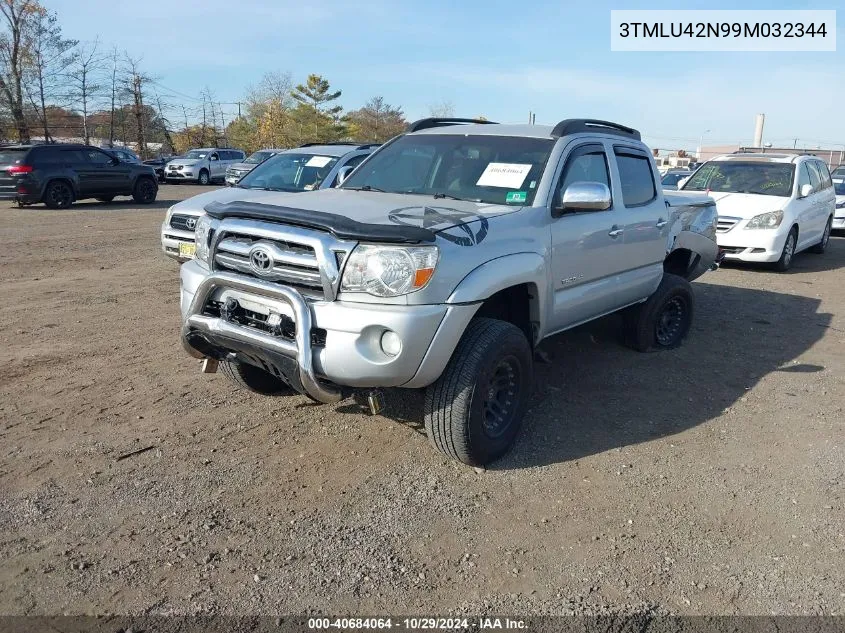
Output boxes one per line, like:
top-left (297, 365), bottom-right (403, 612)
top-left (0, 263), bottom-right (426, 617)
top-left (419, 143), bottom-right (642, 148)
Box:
top-left (476, 163), bottom-right (532, 188)
top-left (305, 156), bottom-right (333, 168)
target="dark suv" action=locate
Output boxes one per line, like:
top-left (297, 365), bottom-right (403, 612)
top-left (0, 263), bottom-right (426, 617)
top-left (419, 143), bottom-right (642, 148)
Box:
top-left (0, 144), bottom-right (158, 208)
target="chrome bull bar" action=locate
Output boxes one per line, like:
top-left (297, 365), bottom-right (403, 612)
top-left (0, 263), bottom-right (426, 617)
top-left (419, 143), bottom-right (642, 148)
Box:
top-left (181, 271), bottom-right (342, 404)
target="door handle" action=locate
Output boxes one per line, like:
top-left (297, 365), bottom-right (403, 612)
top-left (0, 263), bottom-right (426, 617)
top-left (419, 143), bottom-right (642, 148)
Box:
top-left (608, 226), bottom-right (624, 238)
top-left (656, 218), bottom-right (668, 229)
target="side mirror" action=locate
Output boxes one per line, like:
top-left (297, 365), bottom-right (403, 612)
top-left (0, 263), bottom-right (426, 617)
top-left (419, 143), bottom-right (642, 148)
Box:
top-left (335, 166), bottom-right (354, 187)
top-left (800, 183), bottom-right (813, 198)
top-left (555, 182), bottom-right (611, 216)
top-left (677, 177), bottom-right (690, 189)
top-left (110, 156), bottom-right (120, 165)
top-left (209, 154), bottom-right (218, 161)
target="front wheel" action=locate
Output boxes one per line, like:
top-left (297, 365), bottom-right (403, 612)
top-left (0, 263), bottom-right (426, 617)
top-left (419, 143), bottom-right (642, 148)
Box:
top-left (220, 360), bottom-right (292, 396)
top-left (132, 178), bottom-right (157, 204)
top-left (424, 318), bottom-right (533, 466)
top-left (625, 273), bottom-right (694, 352)
top-left (773, 226), bottom-right (798, 272)
top-left (809, 217), bottom-right (832, 254)
top-left (198, 170), bottom-right (210, 185)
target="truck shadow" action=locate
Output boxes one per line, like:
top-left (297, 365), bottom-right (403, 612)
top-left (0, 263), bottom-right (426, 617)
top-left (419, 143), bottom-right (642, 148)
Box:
top-left (494, 281), bottom-right (830, 470)
top-left (376, 281), bottom-right (830, 470)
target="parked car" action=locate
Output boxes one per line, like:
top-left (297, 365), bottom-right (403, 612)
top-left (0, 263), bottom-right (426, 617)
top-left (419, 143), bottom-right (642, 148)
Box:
top-left (161, 142), bottom-right (377, 261)
top-left (680, 153), bottom-right (836, 271)
top-left (660, 169), bottom-right (693, 190)
top-left (830, 165), bottom-right (845, 180)
top-left (144, 156), bottom-right (178, 183)
top-left (833, 176), bottom-right (845, 233)
top-left (177, 117), bottom-right (719, 466)
top-left (165, 148), bottom-right (245, 185)
top-left (106, 147), bottom-right (141, 164)
top-left (0, 143), bottom-right (158, 208)
top-left (225, 149), bottom-right (283, 186)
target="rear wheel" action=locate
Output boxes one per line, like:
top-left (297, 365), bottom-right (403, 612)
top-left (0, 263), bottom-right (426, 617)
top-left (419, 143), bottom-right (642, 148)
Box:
top-left (42, 181), bottom-right (73, 209)
top-left (132, 177), bottom-right (157, 204)
top-left (220, 360), bottom-right (292, 396)
top-left (809, 217), bottom-right (832, 254)
top-left (774, 226), bottom-right (798, 272)
top-left (96, 196), bottom-right (115, 203)
top-left (424, 318), bottom-right (533, 466)
top-left (198, 170), bottom-right (210, 185)
top-left (625, 273), bottom-right (694, 352)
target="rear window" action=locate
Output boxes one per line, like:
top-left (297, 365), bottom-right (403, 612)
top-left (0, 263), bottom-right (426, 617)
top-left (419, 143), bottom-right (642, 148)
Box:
top-left (0, 149), bottom-right (28, 165)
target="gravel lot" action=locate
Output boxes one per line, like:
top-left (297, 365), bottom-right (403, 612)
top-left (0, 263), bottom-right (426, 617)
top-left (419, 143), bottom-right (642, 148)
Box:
top-left (1, 185), bottom-right (843, 617)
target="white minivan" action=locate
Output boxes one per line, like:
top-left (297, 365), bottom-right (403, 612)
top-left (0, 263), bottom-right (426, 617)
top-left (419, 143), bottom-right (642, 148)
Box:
top-left (680, 153), bottom-right (836, 271)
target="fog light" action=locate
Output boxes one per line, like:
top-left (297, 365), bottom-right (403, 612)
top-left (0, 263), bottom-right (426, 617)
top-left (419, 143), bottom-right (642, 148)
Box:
top-left (380, 330), bottom-right (402, 357)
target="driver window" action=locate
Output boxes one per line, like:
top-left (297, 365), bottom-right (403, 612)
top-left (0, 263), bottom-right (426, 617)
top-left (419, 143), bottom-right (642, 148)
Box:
top-left (85, 150), bottom-right (112, 165)
top-left (805, 161), bottom-right (821, 192)
top-left (209, 152), bottom-right (219, 161)
top-left (555, 145), bottom-right (611, 205)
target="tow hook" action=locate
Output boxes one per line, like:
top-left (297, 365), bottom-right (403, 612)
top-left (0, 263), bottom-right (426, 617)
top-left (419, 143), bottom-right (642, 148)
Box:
top-left (201, 358), bottom-right (219, 374)
top-left (366, 389), bottom-right (385, 415)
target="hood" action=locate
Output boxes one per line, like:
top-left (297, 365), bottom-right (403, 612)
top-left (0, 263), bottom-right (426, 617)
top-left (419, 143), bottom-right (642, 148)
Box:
top-left (228, 162), bottom-right (256, 172)
top-left (170, 187), bottom-right (287, 214)
top-left (169, 158), bottom-right (202, 167)
top-left (204, 188), bottom-right (523, 232)
top-left (699, 191), bottom-right (788, 220)
top-left (835, 194), bottom-right (845, 207)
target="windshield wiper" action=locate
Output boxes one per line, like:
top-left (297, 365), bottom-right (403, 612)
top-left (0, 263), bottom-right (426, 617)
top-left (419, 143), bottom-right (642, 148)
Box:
top-left (432, 191), bottom-right (477, 202)
top-left (345, 185), bottom-right (387, 193)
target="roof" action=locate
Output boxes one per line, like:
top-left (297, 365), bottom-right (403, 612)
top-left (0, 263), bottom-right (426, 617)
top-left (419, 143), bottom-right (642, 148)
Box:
top-left (411, 123), bottom-right (556, 139)
top-left (280, 144), bottom-right (372, 157)
top-left (712, 153), bottom-right (808, 164)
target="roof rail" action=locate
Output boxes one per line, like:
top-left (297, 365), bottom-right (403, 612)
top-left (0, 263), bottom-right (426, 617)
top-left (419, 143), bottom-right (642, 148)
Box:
top-left (551, 119), bottom-right (641, 140)
top-left (355, 143), bottom-right (381, 150)
top-left (297, 141), bottom-right (362, 148)
top-left (405, 118), bottom-right (498, 133)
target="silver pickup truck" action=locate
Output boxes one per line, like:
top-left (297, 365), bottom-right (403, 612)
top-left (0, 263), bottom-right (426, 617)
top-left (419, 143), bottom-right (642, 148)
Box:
top-left (179, 118), bottom-right (718, 466)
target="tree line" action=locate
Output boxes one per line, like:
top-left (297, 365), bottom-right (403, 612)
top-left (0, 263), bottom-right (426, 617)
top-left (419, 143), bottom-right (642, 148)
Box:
top-left (0, 0), bottom-right (452, 157)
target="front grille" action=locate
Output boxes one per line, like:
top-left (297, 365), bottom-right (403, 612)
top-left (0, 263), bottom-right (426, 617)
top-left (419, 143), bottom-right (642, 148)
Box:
top-left (720, 246), bottom-right (746, 254)
top-left (203, 299), bottom-right (326, 345)
top-left (214, 235), bottom-right (325, 299)
top-left (170, 214), bottom-right (199, 231)
top-left (716, 216), bottom-right (741, 233)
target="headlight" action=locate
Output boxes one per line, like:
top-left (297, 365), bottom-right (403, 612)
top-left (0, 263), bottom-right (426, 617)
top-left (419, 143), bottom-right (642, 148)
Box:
top-left (836, 201), bottom-right (845, 208)
top-left (193, 214), bottom-right (213, 265)
top-left (341, 245), bottom-right (439, 297)
top-left (745, 210), bottom-right (783, 230)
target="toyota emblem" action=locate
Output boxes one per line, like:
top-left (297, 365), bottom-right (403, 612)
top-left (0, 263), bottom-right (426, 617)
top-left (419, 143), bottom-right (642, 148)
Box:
top-left (249, 247), bottom-right (273, 275)
top-left (186, 217), bottom-right (197, 230)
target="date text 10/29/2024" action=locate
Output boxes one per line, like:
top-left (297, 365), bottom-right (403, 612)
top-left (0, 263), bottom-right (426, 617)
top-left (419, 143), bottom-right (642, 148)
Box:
top-left (307, 617), bottom-right (528, 630)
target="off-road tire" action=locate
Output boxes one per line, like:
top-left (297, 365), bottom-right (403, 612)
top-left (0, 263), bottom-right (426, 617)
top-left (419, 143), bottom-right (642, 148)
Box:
top-left (132, 177), bottom-right (157, 204)
top-left (220, 360), bottom-right (292, 396)
top-left (625, 273), bottom-right (695, 352)
top-left (774, 226), bottom-right (798, 271)
top-left (42, 180), bottom-right (73, 209)
top-left (198, 170), bottom-right (210, 185)
top-left (96, 196), bottom-right (115, 203)
top-left (809, 217), bottom-right (832, 254)
top-left (424, 318), bottom-right (533, 466)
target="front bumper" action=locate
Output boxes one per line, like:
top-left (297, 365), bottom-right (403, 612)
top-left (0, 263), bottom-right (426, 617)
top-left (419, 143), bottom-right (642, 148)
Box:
top-left (833, 210), bottom-right (845, 230)
top-left (161, 223), bottom-right (196, 260)
top-left (165, 171), bottom-right (195, 181)
top-left (179, 261), bottom-right (477, 401)
top-left (716, 224), bottom-right (788, 263)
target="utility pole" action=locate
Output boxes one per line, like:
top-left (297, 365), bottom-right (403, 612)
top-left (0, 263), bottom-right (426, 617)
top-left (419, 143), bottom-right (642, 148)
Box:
top-left (793, 138), bottom-right (798, 149)
top-left (237, 101), bottom-right (242, 119)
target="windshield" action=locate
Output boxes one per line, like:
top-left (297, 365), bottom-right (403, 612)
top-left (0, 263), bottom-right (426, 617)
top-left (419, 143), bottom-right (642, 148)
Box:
top-left (681, 161), bottom-right (795, 197)
top-left (237, 153), bottom-right (339, 192)
top-left (661, 173), bottom-right (688, 186)
top-left (340, 134), bottom-right (554, 205)
top-left (244, 151), bottom-right (273, 165)
top-left (184, 150), bottom-right (208, 159)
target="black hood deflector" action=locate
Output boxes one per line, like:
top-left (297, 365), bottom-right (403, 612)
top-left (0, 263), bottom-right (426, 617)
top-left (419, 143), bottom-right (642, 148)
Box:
top-left (204, 200), bottom-right (436, 244)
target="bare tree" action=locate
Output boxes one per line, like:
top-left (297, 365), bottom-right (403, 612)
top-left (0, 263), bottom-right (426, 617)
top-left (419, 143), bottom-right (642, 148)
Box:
top-left (153, 91), bottom-right (174, 154)
top-left (122, 54), bottom-right (148, 156)
top-left (24, 8), bottom-right (75, 141)
top-left (0, 0), bottom-right (41, 142)
top-left (107, 46), bottom-right (119, 146)
top-left (427, 100), bottom-right (455, 118)
top-left (68, 39), bottom-right (103, 144)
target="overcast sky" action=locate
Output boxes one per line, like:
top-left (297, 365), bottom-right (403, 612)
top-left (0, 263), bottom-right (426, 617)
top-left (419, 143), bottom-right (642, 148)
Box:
top-left (52, 0), bottom-right (844, 153)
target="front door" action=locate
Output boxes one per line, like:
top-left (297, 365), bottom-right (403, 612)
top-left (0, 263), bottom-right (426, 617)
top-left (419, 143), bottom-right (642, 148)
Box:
top-left (82, 148), bottom-right (131, 194)
top-left (549, 142), bottom-right (629, 332)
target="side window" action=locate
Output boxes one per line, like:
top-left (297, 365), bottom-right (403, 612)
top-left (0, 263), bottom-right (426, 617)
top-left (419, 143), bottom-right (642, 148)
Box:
top-left (342, 154), bottom-right (369, 170)
top-left (209, 151), bottom-right (219, 161)
top-left (796, 163), bottom-right (812, 193)
top-left (221, 151), bottom-right (233, 161)
top-left (61, 149), bottom-right (86, 163)
top-left (805, 161), bottom-right (822, 192)
top-left (85, 149), bottom-right (112, 165)
top-left (815, 161), bottom-right (832, 189)
top-left (555, 144), bottom-right (611, 206)
top-left (614, 149), bottom-right (656, 206)
top-left (34, 147), bottom-right (64, 164)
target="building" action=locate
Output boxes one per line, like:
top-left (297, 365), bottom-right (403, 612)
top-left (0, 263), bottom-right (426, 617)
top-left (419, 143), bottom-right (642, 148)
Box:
top-left (700, 144), bottom-right (845, 171)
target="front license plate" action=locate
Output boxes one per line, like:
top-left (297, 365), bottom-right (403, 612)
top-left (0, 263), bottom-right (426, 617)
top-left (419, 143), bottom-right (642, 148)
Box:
top-left (179, 242), bottom-right (196, 258)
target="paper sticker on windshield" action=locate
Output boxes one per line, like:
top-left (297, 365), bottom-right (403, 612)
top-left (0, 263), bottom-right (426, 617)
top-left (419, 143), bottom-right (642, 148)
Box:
top-left (476, 163), bottom-right (532, 189)
top-left (305, 156), bottom-right (332, 168)
top-left (506, 191), bottom-right (527, 203)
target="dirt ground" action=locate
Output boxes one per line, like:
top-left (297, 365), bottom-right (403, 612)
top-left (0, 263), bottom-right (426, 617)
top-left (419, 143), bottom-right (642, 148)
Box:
top-left (1, 185), bottom-right (843, 617)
